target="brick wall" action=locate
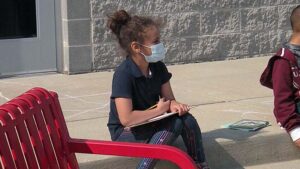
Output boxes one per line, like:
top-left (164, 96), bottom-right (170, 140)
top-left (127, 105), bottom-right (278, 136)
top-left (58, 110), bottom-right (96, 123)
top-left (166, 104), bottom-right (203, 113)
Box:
top-left (90, 0), bottom-right (299, 71)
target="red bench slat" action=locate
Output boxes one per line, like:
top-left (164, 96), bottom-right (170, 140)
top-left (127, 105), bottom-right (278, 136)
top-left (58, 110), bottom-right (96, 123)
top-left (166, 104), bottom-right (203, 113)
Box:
top-left (29, 90), bottom-right (69, 168)
top-left (1, 104), bottom-right (39, 169)
top-left (0, 87), bottom-right (197, 169)
top-left (22, 93), bottom-right (60, 169)
top-left (0, 109), bottom-right (27, 169)
top-left (0, 110), bottom-right (16, 169)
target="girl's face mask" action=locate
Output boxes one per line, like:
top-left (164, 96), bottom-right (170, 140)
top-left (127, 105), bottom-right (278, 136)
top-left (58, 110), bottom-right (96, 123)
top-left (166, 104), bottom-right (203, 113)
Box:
top-left (138, 42), bottom-right (166, 63)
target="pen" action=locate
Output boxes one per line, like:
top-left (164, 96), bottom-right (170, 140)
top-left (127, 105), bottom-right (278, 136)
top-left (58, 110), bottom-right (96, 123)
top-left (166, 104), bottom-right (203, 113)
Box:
top-left (147, 104), bottom-right (157, 110)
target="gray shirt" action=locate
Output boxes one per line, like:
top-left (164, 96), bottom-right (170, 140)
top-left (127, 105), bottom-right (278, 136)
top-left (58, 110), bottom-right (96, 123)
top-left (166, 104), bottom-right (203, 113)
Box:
top-left (284, 42), bottom-right (300, 66)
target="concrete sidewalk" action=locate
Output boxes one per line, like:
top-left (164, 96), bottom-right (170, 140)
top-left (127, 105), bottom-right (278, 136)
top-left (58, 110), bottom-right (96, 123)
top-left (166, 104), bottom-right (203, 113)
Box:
top-left (1, 56), bottom-right (300, 169)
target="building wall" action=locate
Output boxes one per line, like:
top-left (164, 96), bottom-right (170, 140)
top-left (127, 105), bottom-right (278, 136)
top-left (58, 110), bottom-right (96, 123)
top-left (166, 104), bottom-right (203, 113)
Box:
top-left (61, 0), bottom-right (92, 74)
top-left (64, 0), bottom-right (300, 73)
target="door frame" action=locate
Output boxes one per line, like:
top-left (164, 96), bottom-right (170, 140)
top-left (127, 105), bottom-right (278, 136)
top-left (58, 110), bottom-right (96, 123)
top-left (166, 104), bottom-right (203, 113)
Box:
top-left (0, 0), bottom-right (64, 78)
top-left (54, 0), bottom-right (64, 73)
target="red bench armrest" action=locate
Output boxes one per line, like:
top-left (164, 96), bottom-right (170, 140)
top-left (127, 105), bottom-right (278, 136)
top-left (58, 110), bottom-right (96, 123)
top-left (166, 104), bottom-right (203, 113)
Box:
top-left (68, 138), bottom-right (197, 169)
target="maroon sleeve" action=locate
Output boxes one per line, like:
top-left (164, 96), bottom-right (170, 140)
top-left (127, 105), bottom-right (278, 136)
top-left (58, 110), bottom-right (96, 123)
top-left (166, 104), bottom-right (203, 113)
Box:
top-left (272, 58), bottom-right (299, 132)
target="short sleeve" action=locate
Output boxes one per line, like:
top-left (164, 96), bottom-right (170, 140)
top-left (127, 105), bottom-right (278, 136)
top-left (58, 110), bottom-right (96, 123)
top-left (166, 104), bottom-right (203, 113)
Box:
top-left (111, 71), bottom-right (132, 99)
top-left (157, 61), bottom-right (172, 84)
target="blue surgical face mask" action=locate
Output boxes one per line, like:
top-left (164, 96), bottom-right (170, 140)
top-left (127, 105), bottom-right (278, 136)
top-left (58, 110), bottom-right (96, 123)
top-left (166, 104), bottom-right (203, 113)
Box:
top-left (138, 42), bottom-right (166, 63)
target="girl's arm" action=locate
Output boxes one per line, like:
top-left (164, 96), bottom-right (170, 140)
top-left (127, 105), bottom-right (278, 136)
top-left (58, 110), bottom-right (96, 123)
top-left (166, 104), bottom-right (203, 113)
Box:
top-left (115, 98), bottom-right (170, 127)
top-left (161, 81), bottom-right (189, 115)
top-left (160, 81), bottom-right (176, 101)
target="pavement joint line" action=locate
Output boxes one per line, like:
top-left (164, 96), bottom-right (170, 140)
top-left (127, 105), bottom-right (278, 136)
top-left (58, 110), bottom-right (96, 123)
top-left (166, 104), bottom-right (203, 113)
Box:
top-left (66, 96), bottom-right (273, 123)
top-left (63, 94), bottom-right (102, 104)
top-left (65, 102), bottom-right (109, 120)
top-left (0, 92), bottom-right (10, 101)
top-left (59, 92), bottom-right (110, 100)
top-left (66, 115), bottom-right (109, 123)
top-left (0, 81), bottom-right (33, 87)
top-left (190, 95), bottom-right (273, 108)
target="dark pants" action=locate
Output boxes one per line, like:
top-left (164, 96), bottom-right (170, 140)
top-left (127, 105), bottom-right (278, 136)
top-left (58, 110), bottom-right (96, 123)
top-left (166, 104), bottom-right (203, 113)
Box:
top-left (115, 113), bottom-right (206, 169)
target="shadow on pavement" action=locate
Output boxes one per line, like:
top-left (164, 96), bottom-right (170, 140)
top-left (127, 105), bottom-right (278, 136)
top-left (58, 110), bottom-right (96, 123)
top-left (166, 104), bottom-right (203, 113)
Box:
top-left (202, 129), bottom-right (300, 169)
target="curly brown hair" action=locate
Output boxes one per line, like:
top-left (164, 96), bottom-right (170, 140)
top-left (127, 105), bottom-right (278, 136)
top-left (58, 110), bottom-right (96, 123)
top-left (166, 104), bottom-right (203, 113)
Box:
top-left (107, 10), bottom-right (161, 54)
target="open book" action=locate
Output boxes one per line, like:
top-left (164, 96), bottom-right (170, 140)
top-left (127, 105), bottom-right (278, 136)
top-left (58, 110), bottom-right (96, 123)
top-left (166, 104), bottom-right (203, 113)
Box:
top-left (126, 112), bottom-right (178, 128)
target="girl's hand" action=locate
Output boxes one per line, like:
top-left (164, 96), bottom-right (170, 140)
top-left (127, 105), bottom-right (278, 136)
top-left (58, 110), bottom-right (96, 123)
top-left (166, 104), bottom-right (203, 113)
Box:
top-left (156, 98), bottom-right (170, 113)
top-left (170, 100), bottom-right (190, 116)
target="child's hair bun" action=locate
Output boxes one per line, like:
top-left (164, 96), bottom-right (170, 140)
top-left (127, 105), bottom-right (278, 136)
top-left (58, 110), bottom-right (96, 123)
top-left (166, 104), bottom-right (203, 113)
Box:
top-left (107, 10), bottom-right (131, 36)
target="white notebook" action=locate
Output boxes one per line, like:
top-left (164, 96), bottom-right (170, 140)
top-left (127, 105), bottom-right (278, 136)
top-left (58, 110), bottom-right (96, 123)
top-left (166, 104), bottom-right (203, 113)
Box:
top-left (126, 112), bottom-right (178, 128)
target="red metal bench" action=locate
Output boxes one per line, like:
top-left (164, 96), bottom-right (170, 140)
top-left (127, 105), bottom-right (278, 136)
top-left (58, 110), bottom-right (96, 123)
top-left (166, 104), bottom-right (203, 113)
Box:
top-left (0, 87), bottom-right (196, 169)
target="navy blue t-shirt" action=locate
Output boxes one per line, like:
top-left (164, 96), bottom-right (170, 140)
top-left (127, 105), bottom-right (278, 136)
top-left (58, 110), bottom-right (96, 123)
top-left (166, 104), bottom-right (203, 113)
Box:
top-left (107, 57), bottom-right (172, 140)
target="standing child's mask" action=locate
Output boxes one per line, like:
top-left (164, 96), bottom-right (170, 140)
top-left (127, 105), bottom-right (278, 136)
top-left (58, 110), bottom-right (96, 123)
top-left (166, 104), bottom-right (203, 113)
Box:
top-left (138, 42), bottom-right (166, 63)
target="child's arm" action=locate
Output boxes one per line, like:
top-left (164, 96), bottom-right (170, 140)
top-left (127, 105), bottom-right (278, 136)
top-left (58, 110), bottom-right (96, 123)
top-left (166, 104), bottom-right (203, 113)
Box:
top-left (115, 98), bottom-right (170, 127)
top-left (161, 81), bottom-right (190, 115)
top-left (273, 58), bottom-right (299, 131)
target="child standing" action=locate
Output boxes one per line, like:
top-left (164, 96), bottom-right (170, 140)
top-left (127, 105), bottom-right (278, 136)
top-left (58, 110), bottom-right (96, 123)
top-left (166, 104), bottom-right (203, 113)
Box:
top-left (260, 5), bottom-right (300, 148)
top-left (106, 10), bottom-right (209, 169)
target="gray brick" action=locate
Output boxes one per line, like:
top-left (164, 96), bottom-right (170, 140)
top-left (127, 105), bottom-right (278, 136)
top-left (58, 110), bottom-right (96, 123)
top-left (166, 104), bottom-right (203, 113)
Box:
top-left (269, 29), bottom-right (292, 52)
top-left (256, 32), bottom-right (273, 54)
top-left (239, 0), bottom-right (279, 8)
top-left (69, 46), bottom-right (92, 73)
top-left (198, 34), bottom-right (241, 60)
top-left (278, 0), bottom-right (300, 5)
top-left (91, 0), bottom-right (134, 18)
top-left (240, 31), bottom-right (272, 56)
top-left (165, 34), bottom-right (243, 63)
top-left (239, 33), bottom-right (259, 56)
top-left (199, 0), bottom-right (239, 9)
top-left (92, 18), bottom-right (115, 44)
top-left (157, 13), bottom-right (200, 38)
top-left (135, 0), bottom-right (181, 14)
top-left (200, 10), bottom-right (240, 34)
top-left (91, 0), bottom-right (181, 18)
top-left (164, 38), bottom-right (200, 63)
top-left (179, 0), bottom-right (201, 12)
top-left (93, 43), bottom-right (124, 70)
top-left (278, 5), bottom-right (299, 30)
top-left (241, 7), bottom-right (278, 32)
top-left (68, 19), bottom-right (91, 46)
top-left (67, 0), bottom-right (90, 19)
